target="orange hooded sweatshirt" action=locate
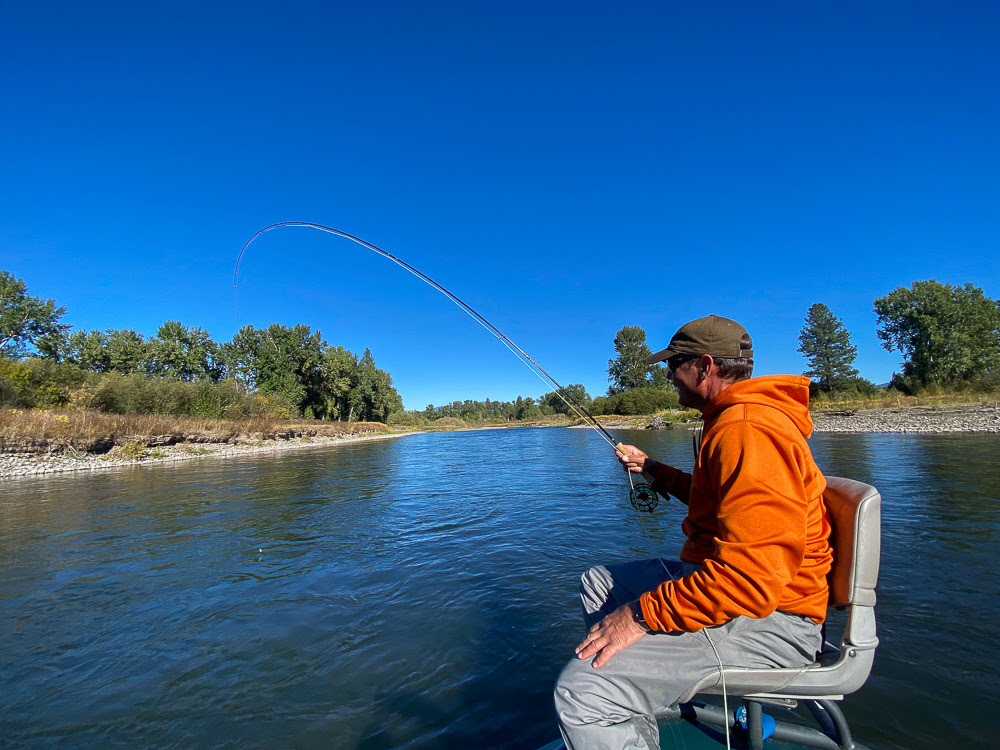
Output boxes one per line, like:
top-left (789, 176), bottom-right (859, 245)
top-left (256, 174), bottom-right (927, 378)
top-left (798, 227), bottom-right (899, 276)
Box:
top-left (639, 375), bottom-right (833, 633)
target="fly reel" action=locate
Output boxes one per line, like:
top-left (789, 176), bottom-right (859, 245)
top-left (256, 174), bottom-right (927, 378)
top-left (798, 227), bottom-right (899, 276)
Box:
top-left (629, 483), bottom-right (659, 513)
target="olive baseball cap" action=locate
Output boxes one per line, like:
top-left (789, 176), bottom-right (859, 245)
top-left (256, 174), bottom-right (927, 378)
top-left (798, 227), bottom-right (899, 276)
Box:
top-left (646, 315), bottom-right (753, 364)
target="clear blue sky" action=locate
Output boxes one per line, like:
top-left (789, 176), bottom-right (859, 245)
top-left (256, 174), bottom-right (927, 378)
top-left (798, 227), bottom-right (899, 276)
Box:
top-left (3, 1), bottom-right (998, 410)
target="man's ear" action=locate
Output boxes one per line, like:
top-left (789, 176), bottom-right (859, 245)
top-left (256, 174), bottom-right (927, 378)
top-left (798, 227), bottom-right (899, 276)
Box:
top-left (696, 354), bottom-right (714, 380)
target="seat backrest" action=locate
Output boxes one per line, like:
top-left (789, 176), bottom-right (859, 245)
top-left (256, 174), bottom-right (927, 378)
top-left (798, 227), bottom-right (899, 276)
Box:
top-left (823, 476), bottom-right (881, 610)
top-left (681, 476), bottom-right (881, 701)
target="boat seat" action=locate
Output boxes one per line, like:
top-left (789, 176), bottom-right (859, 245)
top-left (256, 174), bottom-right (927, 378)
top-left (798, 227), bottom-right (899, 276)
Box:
top-left (684, 476), bottom-right (882, 749)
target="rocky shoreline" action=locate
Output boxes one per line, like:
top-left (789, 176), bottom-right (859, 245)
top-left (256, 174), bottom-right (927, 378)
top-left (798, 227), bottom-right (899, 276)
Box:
top-left (0, 431), bottom-right (409, 480)
top-left (2, 403), bottom-right (997, 480)
top-left (810, 403), bottom-right (1000, 433)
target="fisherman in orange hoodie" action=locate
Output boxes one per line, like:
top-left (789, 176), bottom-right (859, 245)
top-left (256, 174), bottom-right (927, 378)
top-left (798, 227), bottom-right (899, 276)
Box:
top-left (555, 315), bottom-right (833, 750)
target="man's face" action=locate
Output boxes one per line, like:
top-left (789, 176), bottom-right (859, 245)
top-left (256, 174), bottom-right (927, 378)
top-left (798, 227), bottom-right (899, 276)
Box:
top-left (667, 355), bottom-right (700, 409)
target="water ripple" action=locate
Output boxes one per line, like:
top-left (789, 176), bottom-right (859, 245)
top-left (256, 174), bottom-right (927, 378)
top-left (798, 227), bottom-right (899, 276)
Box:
top-left (0, 430), bottom-right (997, 748)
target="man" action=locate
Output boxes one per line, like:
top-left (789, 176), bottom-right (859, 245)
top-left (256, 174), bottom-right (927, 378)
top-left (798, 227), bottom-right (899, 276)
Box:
top-left (554, 314), bottom-right (833, 750)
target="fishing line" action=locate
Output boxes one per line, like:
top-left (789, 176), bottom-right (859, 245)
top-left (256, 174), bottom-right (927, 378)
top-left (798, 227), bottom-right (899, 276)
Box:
top-left (655, 557), bottom-right (731, 750)
top-left (234, 222), bottom-right (659, 511)
top-left (233, 222), bottom-right (609, 440)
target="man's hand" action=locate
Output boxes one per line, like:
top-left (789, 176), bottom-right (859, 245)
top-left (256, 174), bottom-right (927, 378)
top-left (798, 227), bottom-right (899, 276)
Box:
top-left (616, 444), bottom-right (652, 474)
top-left (575, 603), bottom-right (648, 668)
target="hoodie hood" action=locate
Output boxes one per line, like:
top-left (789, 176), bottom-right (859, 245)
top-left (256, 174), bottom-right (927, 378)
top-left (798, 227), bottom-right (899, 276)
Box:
top-left (702, 375), bottom-right (814, 438)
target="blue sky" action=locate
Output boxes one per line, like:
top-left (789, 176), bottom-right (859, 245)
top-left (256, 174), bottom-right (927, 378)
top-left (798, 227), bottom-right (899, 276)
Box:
top-left (3, 1), bottom-right (998, 410)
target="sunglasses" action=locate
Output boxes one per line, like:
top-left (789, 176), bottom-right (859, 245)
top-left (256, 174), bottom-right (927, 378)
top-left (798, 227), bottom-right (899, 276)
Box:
top-left (666, 354), bottom-right (698, 376)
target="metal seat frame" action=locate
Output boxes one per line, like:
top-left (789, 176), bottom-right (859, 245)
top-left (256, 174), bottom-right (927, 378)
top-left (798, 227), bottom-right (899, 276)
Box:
top-left (680, 476), bottom-right (882, 750)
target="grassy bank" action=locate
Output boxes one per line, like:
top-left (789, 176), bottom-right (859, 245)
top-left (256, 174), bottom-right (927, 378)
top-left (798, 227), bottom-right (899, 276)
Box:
top-left (413, 410), bottom-right (703, 431)
top-left (6, 390), bottom-right (996, 457)
top-left (0, 408), bottom-right (395, 455)
top-left (0, 405), bottom-right (704, 457)
top-left (809, 390), bottom-right (1000, 413)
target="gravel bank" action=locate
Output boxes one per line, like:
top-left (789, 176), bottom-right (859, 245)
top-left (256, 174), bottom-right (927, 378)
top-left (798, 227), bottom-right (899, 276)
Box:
top-left (0, 432), bottom-right (409, 480)
top-left (3, 404), bottom-right (997, 480)
top-left (811, 403), bottom-right (1000, 433)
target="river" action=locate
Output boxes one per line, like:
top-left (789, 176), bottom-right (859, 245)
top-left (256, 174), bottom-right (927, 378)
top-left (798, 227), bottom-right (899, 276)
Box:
top-left (1, 428), bottom-right (997, 749)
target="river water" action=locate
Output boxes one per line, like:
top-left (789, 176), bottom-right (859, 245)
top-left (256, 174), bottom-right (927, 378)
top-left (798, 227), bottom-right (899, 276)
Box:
top-left (1, 428), bottom-right (997, 749)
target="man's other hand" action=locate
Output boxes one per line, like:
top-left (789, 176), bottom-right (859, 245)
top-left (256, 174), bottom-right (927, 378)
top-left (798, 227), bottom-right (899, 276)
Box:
top-left (575, 603), bottom-right (648, 668)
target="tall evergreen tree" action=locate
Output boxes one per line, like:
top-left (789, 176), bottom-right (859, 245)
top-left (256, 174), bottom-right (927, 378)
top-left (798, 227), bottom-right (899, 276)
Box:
top-left (797, 303), bottom-right (859, 392)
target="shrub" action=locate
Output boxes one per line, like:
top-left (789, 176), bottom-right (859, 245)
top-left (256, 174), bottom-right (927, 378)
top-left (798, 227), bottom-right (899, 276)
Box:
top-left (597, 388), bottom-right (680, 416)
top-left (202, 379), bottom-right (254, 419)
top-left (0, 357), bottom-right (31, 407)
top-left (810, 377), bottom-right (883, 402)
top-left (0, 357), bottom-right (88, 408)
top-left (118, 441), bottom-right (148, 460)
top-left (387, 410), bottom-right (421, 427)
top-left (887, 372), bottom-right (918, 396)
top-left (971, 371), bottom-right (1000, 394)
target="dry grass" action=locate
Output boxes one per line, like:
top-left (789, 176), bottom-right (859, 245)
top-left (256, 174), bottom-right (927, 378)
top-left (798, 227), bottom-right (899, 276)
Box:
top-left (0, 408), bottom-right (392, 454)
top-left (581, 410), bottom-right (701, 429)
top-left (809, 391), bottom-right (1000, 413)
top-left (423, 416), bottom-right (470, 430)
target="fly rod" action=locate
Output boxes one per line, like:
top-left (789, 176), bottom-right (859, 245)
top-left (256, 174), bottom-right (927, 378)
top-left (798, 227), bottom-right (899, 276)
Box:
top-left (234, 222), bottom-right (660, 511)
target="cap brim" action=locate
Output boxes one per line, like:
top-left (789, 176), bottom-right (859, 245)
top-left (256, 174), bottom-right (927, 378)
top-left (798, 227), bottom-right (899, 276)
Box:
top-left (646, 347), bottom-right (676, 365)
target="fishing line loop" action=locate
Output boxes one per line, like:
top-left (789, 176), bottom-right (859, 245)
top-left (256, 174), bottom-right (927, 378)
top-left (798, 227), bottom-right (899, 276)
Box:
top-left (235, 221), bottom-right (662, 512)
top-left (235, 222), bottom-right (618, 446)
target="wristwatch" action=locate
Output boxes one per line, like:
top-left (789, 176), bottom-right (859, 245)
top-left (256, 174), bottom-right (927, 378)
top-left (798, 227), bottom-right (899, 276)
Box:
top-left (632, 600), bottom-right (652, 632)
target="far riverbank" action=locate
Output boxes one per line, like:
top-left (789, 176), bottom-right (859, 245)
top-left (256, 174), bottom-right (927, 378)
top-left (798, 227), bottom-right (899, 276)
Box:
top-left (3, 403), bottom-right (997, 480)
top-left (0, 430), bottom-right (410, 479)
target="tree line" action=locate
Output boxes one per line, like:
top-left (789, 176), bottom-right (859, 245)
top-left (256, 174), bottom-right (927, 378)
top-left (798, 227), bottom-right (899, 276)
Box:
top-left (602, 280), bottom-right (1000, 401)
top-left (799, 280), bottom-right (1000, 395)
top-left (3, 269), bottom-right (998, 423)
top-left (0, 270), bottom-right (403, 422)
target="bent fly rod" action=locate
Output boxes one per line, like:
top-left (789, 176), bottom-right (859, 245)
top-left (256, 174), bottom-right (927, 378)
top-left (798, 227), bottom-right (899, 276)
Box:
top-left (234, 221), bottom-right (659, 511)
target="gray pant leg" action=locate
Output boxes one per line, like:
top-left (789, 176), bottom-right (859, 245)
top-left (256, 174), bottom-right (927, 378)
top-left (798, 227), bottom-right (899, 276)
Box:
top-left (579, 558), bottom-right (686, 629)
top-left (555, 561), bottom-right (822, 750)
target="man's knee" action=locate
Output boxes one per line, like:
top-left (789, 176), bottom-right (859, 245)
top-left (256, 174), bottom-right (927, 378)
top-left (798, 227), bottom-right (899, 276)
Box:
top-left (579, 564), bottom-right (612, 600)
top-left (554, 657), bottom-right (621, 724)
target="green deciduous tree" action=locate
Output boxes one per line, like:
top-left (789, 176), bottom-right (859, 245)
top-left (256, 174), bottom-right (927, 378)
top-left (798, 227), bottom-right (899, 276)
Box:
top-left (104, 329), bottom-right (151, 375)
top-left (874, 280), bottom-right (1000, 386)
top-left (540, 383), bottom-right (592, 415)
top-left (349, 348), bottom-right (403, 422)
top-left (0, 270), bottom-right (68, 359)
top-left (222, 324), bottom-right (326, 416)
top-left (515, 396), bottom-right (540, 420)
top-left (64, 329), bottom-right (111, 372)
top-left (797, 303), bottom-right (860, 392)
top-left (608, 326), bottom-right (655, 395)
top-left (321, 345), bottom-right (359, 420)
top-left (592, 388), bottom-right (679, 416)
top-left (150, 321), bottom-right (221, 382)
top-left (220, 326), bottom-right (403, 421)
